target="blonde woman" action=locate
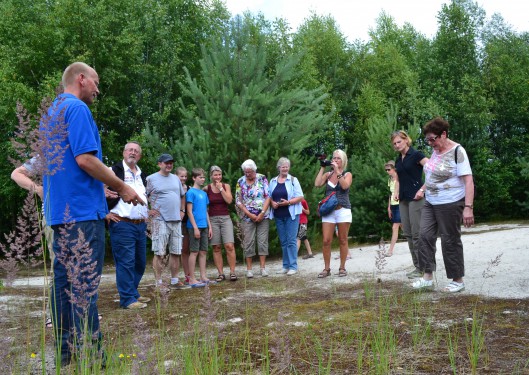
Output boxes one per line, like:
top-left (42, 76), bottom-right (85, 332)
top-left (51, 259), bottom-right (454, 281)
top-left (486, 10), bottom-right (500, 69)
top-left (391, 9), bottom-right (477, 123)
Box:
top-left (384, 160), bottom-right (401, 257)
top-left (314, 150), bottom-right (353, 278)
top-left (206, 166), bottom-right (237, 281)
top-left (391, 130), bottom-right (428, 278)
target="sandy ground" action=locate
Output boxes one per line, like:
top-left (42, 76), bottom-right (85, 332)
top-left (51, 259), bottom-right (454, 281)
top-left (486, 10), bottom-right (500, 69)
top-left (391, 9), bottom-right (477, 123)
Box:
top-left (10, 222), bottom-right (529, 299)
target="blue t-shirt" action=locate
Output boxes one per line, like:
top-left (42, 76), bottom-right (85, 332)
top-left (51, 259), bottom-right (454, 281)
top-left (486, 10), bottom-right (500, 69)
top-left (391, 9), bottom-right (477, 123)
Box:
top-left (40, 93), bottom-right (107, 225)
top-left (186, 188), bottom-right (209, 229)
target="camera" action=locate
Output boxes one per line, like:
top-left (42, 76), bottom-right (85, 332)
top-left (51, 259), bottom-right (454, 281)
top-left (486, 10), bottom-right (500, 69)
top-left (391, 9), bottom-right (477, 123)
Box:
top-left (315, 153), bottom-right (332, 167)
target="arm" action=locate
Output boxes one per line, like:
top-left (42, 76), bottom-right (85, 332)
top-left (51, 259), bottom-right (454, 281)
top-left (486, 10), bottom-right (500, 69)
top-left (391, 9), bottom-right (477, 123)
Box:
top-left (314, 167), bottom-right (329, 187)
top-left (388, 196), bottom-right (392, 218)
top-left (462, 175), bottom-right (474, 228)
top-left (186, 201), bottom-right (200, 238)
top-left (256, 197), bottom-right (271, 223)
top-left (75, 153), bottom-right (144, 205)
top-left (207, 212), bottom-right (212, 239)
top-left (11, 165), bottom-right (43, 198)
top-left (217, 182), bottom-right (233, 204)
top-left (302, 200), bottom-right (310, 215)
top-left (413, 157), bottom-right (429, 200)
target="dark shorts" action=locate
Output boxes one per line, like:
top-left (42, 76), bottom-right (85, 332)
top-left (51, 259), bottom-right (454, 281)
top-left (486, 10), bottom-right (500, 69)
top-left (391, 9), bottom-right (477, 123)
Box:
top-left (297, 223), bottom-right (307, 241)
top-left (188, 227), bottom-right (209, 252)
top-left (390, 204), bottom-right (401, 224)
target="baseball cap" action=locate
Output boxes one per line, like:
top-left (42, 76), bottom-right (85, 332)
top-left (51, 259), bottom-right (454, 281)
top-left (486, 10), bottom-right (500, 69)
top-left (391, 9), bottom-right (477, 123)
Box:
top-left (158, 154), bottom-right (174, 163)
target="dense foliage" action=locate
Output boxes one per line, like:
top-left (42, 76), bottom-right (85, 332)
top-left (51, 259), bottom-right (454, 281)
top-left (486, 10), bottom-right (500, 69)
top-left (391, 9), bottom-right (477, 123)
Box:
top-left (2, 0), bottom-right (528, 247)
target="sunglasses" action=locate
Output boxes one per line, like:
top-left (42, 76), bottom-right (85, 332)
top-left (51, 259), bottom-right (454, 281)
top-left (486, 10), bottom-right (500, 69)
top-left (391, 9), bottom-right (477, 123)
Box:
top-left (425, 135), bottom-right (439, 143)
top-left (385, 169), bottom-right (391, 171)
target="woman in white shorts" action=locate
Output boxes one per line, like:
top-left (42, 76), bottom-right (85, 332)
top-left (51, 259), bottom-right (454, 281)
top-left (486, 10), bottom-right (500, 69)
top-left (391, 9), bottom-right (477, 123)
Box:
top-left (314, 149), bottom-right (353, 278)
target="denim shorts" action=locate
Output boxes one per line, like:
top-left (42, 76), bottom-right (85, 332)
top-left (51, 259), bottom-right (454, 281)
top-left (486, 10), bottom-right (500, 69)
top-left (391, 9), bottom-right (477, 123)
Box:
top-left (390, 204), bottom-right (401, 224)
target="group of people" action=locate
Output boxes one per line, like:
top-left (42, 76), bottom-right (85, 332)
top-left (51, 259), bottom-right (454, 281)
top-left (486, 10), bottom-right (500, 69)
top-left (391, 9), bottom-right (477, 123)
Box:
top-left (9, 61), bottom-right (474, 368)
top-left (389, 120), bottom-right (475, 293)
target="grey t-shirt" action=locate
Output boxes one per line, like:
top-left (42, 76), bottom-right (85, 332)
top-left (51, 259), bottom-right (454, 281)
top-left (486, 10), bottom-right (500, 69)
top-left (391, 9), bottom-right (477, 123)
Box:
top-left (146, 172), bottom-right (184, 222)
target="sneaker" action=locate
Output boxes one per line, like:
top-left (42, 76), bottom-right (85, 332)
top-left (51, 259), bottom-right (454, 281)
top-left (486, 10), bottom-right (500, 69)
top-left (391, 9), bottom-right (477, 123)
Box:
top-left (411, 278), bottom-right (434, 291)
top-left (286, 269), bottom-right (297, 276)
top-left (137, 296), bottom-right (151, 303)
top-left (302, 254), bottom-right (314, 259)
top-left (406, 269), bottom-right (424, 279)
top-left (170, 281), bottom-right (191, 290)
top-left (442, 281), bottom-right (465, 293)
top-left (276, 268), bottom-right (288, 274)
top-left (246, 270), bottom-right (254, 278)
top-left (260, 268), bottom-right (269, 277)
top-left (124, 301), bottom-right (147, 309)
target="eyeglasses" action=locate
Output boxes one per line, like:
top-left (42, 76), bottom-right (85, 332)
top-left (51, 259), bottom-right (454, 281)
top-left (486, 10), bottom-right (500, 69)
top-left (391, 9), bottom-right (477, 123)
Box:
top-left (125, 148), bottom-right (141, 154)
top-left (425, 135), bottom-right (439, 143)
top-left (385, 169), bottom-right (391, 171)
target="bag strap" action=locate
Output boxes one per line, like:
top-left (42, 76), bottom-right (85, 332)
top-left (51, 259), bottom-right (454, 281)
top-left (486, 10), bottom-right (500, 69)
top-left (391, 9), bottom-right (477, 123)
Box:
top-left (454, 145), bottom-right (460, 164)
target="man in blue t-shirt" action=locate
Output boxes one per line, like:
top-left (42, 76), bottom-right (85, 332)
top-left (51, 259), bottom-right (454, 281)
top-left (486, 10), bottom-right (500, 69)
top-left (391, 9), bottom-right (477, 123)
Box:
top-left (40, 62), bottom-right (144, 368)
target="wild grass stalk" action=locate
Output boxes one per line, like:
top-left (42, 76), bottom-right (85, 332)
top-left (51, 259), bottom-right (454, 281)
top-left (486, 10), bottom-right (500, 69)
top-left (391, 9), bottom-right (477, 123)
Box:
top-left (465, 312), bottom-right (486, 375)
top-left (446, 326), bottom-right (459, 375)
top-left (369, 298), bottom-right (396, 374)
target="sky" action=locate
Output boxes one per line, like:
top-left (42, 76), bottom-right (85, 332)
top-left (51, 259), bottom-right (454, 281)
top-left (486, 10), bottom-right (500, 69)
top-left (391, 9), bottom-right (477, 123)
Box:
top-left (222, 0), bottom-right (529, 42)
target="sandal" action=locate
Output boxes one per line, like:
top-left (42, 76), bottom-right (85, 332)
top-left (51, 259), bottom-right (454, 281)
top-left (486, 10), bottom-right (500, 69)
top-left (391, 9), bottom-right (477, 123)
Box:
top-left (318, 269), bottom-right (331, 278)
top-left (216, 274), bottom-right (226, 282)
top-left (442, 281), bottom-right (465, 293)
top-left (337, 268), bottom-right (347, 277)
top-left (229, 273), bottom-right (238, 281)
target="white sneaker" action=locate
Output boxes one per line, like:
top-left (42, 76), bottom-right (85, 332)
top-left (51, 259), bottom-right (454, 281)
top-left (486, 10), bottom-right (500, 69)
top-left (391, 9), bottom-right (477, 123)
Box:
top-left (286, 269), bottom-right (298, 276)
top-left (260, 268), bottom-right (269, 277)
top-left (276, 268), bottom-right (288, 274)
top-left (246, 270), bottom-right (254, 278)
top-left (411, 278), bottom-right (434, 290)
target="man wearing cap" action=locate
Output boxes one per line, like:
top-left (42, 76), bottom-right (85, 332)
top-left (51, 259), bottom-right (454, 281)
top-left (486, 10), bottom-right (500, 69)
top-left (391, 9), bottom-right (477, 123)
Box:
top-left (146, 154), bottom-right (187, 287)
top-left (106, 141), bottom-right (151, 309)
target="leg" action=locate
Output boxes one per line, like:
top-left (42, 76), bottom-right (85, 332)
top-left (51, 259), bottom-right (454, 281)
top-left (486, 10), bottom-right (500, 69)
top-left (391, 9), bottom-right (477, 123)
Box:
top-left (212, 245), bottom-right (224, 275)
top-left (435, 201), bottom-right (465, 281)
top-left (241, 221), bottom-right (256, 270)
top-left (109, 221), bottom-right (138, 307)
top-left (256, 219), bottom-right (269, 269)
top-left (169, 254), bottom-right (181, 279)
top-left (275, 217), bottom-right (289, 270)
top-left (399, 200), bottom-right (417, 268)
top-left (198, 250), bottom-right (208, 281)
top-left (187, 252), bottom-right (199, 284)
top-left (321, 223), bottom-right (335, 270)
top-left (285, 216), bottom-right (300, 270)
top-left (134, 222), bottom-right (147, 297)
top-left (388, 223), bottom-right (400, 255)
top-left (418, 202), bottom-right (438, 276)
top-left (337, 222), bottom-right (351, 270)
top-left (409, 199), bottom-right (425, 270)
top-left (304, 239), bottom-right (313, 254)
top-left (225, 243), bottom-right (237, 274)
top-left (181, 223), bottom-right (190, 279)
top-left (152, 255), bottom-right (164, 283)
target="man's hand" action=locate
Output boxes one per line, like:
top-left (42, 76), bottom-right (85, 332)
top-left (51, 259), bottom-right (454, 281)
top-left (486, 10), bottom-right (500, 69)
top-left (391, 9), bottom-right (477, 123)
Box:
top-left (117, 184), bottom-right (145, 206)
top-left (105, 187), bottom-right (119, 199)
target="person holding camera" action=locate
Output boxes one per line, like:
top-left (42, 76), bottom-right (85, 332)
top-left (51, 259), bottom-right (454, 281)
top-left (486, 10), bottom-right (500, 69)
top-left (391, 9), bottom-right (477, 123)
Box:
top-left (314, 150), bottom-right (353, 278)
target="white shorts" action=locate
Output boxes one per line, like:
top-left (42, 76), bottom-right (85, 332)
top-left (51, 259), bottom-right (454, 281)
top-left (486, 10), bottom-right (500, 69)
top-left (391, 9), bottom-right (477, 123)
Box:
top-left (321, 207), bottom-right (352, 224)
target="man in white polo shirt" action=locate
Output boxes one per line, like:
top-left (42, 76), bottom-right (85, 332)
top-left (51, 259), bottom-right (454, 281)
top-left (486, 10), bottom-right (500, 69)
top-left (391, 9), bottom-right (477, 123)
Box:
top-left (106, 141), bottom-right (150, 309)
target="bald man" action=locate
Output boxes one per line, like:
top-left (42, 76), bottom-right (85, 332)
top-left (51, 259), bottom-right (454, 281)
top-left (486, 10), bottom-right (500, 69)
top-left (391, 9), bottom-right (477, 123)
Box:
top-left (40, 62), bottom-right (144, 368)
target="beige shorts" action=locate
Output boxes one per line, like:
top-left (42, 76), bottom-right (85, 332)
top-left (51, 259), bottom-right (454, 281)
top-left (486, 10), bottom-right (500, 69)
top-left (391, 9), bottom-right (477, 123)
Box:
top-left (209, 215), bottom-right (234, 246)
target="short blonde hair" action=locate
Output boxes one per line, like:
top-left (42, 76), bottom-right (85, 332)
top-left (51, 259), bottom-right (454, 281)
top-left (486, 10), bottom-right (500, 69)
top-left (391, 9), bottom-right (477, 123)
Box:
top-left (391, 130), bottom-right (412, 147)
top-left (333, 149), bottom-right (348, 171)
top-left (384, 160), bottom-right (395, 169)
top-left (62, 62), bottom-right (94, 88)
top-left (210, 165), bottom-right (222, 176)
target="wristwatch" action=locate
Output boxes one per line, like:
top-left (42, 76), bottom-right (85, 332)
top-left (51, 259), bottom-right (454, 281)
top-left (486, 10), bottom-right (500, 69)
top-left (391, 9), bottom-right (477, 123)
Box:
top-left (419, 188), bottom-right (425, 193)
top-left (465, 204), bottom-right (473, 209)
